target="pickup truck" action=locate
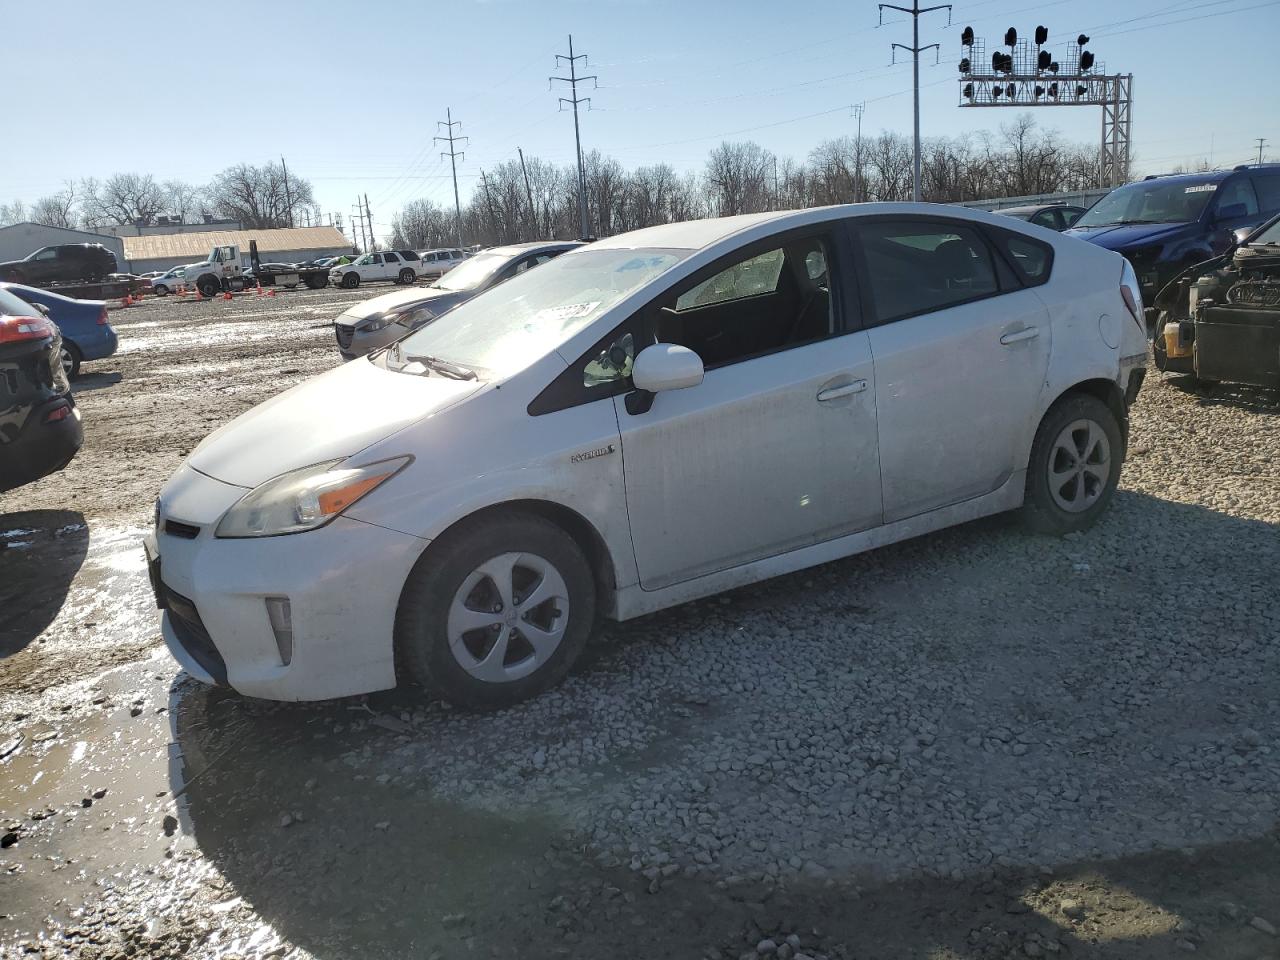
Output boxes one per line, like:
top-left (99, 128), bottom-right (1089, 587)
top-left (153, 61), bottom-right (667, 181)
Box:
top-left (328, 251), bottom-right (420, 289)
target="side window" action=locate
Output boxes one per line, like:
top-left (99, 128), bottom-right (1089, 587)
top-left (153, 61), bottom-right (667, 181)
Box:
top-left (372, 254), bottom-right (383, 265)
top-left (1251, 175), bottom-right (1280, 213)
top-left (1215, 178), bottom-right (1259, 217)
top-left (857, 220), bottom-right (999, 323)
top-left (514, 254), bottom-right (553, 275)
top-left (655, 234), bottom-right (836, 369)
top-left (582, 331), bottom-right (635, 387)
top-left (1030, 209), bottom-right (1058, 229)
top-left (425, 253), bottom-right (437, 262)
top-left (1062, 207), bottom-right (1084, 228)
top-left (34, 249), bottom-right (57, 261)
top-left (384, 252), bottom-right (400, 263)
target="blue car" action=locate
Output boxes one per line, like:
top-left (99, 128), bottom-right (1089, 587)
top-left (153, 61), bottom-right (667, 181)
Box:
top-left (1065, 163), bottom-right (1280, 310)
top-left (0, 282), bottom-right (119, 378)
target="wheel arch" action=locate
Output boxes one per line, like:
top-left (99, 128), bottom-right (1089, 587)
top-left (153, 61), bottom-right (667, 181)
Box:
top-left (1034, 377), bottom-right (1128, 464)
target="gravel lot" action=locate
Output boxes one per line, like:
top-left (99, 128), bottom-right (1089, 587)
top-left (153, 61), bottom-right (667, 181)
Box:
top-left (1, 287), bottom-right (1278, 960)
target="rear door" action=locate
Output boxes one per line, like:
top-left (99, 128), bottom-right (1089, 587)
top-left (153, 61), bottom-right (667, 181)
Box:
top-left (382, 251), bottom-right (401, 280)
top-left (853, 216), bottom-right (1050, 523)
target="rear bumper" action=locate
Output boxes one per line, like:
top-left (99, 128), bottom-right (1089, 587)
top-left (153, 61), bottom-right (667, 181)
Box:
top-left (0, 398), bottom-right (83, 493)
top-left (79, 328), bottom-right (119, 362)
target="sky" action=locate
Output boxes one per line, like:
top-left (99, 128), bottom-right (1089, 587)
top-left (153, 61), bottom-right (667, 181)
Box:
top-left (5, 0), bottom-right (1278, 243)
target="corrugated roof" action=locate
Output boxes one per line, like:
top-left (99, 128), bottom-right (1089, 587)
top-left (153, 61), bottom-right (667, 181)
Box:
top-left (123, 226), bottom-right (350, 261)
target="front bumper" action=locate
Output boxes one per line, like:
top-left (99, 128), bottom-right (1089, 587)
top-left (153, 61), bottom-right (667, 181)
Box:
top-left (149, 464), bottom-right (428, 701)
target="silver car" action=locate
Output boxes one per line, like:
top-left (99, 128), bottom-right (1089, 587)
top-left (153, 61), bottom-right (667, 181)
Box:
top-left (333, 241), bottom-right (582, 360)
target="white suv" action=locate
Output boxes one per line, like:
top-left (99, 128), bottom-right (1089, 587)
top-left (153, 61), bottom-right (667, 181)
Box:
top-left (149, 204), bottom-right (1146, 710)
top-left (329, 251), bottom-right (419, 289)
top-left (415, 248), bottom-right (468, 280)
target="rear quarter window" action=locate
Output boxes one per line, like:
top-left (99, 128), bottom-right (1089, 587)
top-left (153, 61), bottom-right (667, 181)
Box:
top-left (988, 227), bottom-right (1054, 287)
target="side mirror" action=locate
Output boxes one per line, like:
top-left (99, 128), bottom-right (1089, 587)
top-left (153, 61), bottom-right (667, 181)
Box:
top-left (1233, 226), bottom-right (1254, 246)
top-left (632, 343), bottom-right (704, 393)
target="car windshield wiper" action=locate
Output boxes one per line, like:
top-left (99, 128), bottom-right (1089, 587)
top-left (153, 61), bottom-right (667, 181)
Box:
top-left (1109, 219), bottom-right (1163, 225)
top-left (404, 354), bottom-right (477, 380)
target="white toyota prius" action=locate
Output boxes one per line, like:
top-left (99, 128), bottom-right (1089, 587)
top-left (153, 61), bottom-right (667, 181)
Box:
top-left (146, 204), bottom-right (1148, 709)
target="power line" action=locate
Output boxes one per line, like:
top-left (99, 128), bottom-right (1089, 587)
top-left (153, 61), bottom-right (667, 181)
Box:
top-left (1257, 138), bottom-right (1270, 164)
top-left (551, 34), bottom-right (597, 240)
top-left (879, 0), bottom-right (952, 203)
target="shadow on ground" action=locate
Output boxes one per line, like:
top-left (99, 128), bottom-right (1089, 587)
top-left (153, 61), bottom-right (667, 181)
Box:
top-left (168, 491), bottom-right (1279, 959)
top-left (0, 510), bottom-right (88, 657)
top-left (72, 371), bottom-right (123, 392)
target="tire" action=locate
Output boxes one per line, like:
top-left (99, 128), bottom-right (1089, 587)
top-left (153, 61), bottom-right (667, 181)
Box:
top-left (1019, 393), bottom-right (1124, 536)
top-left (341, 272), bottom-right (359, 289)
top-left (285, 283), bottom-right (298, 290)
top-left (60, 341), bottom-right (82, 379)
top-left (396, 512), bottom-right (596, 710)
top-left (197, 276), bottom-right (220, 298)
top-left (154, 284), bottom-right (170, 297)
top-left (398, 269), bottom-right (415, 285)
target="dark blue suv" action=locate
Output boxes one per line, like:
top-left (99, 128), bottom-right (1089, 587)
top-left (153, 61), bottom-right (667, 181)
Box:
top-left (1065, 163), bottom-right (1280, 308)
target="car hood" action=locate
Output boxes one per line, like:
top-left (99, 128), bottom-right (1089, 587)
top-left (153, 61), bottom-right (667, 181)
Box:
top-left (337, 286), bottom-right (472, 323)
top-left (186, 357), bottom-right (481, 488)
top-left (1063, 222), bottom-right (1191, 251)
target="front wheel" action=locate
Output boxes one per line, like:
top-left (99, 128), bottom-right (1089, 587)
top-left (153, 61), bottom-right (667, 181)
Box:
top-left (154, 284), bottom-right (169, 297)
top-left (341, 272), bottom-right (359, 289)
top-left (197, 276), bottom-right (220, 298)
top-left (396, 513), bottom-right (596, 710)
top-left (1019, 393), bottom-right (1124, 535)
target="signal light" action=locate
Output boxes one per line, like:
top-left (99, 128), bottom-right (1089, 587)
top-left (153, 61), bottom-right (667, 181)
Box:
top-left (1035, 25), bottom-right (1048, 45)
top-left (959, 57), bottom-right (970, 73)
top-left (1049, 61), bottom-right (1059, 74)
top-left (992, 51), bottom-right (1013, 72)
top-left (1034, 85), bottom-right (1045, 98)
top-left (1078, 34), bottom-right (1090, 46)
top-left (963, 83), bottom-right (974, 99)
top-left (961, 26), bottom-right (974, 45)
top-left (1079, 50), bottom-right (1095, 71)
top-left (1038, 50), bottom-right (1051, 70)
top-left (1004, 27), bottom-right (1017, 47)
top-left (992, 86), bottom-right (1002, 99)
top-left (1075, 84), bottom-right (1088, 97)
top-left (1048, 82), bottom-right (1059, 98)
top-left (1006, 83), bottom-right (1016, 98)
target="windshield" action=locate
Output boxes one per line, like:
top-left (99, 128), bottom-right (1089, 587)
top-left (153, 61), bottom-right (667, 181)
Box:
top-left (389, 247), bottom-right (687, 379)
top-left (432, 251), bottom-right (515, 292)
top-left (1074, 179), bottom-right (1219, 228)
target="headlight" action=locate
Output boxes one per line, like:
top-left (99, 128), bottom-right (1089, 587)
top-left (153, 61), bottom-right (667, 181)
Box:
top-left (215, 456), bottom-right (411, 538)
top-left (362, 305), bottom-right (434, 332)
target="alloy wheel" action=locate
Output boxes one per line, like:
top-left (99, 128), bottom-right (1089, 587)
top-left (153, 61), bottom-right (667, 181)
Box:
top-left (446, 552), bottom-right (569, 683)
top-left (1048, 418), bottom-right (1111, 513)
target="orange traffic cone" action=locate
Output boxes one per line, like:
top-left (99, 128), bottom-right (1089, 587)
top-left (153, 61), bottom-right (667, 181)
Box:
top-left (256, 281), bottom-right (264, 296)
top-left (222, 291), bottom-right (233, 301)
top-left (267, 288), bottom-right (276, 297)
top-left (122, 294), bottom-right (132, 307)
top-left (194, 287), bottom-right (205, 301)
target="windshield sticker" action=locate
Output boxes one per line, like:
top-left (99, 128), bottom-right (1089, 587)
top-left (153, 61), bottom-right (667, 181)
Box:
top-left (1185, 184), bottom-right (1216, 193)
top-left (527, 301), bottom-right (601, 325)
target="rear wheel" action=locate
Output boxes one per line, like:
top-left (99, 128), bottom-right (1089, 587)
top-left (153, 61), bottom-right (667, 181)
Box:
top-left (60, 342), bottom-right (82, 379)
top-left (398, 268), bottom-right (415, 285)
top-left (341, 272), bottom-right (359, 289)
top-left (396, 513), bottom-right (596, 710)
top-left (1020, 393), bottom-right (1123, 535)
top-left (154, 284), bottom-right (170, 297)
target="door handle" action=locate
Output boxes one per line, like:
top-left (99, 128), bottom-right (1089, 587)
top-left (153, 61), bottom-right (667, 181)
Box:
top-left (999, 326), bottom-right (1040, 345)
top-left (817, 379), bottom-right (868, 402)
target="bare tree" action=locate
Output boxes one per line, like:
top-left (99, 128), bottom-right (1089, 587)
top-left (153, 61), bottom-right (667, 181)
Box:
top-left (0, 200), bottom-right (26, 226)
top-left (207, 162), bottom-right (314, 229)
top-left (704, 141), bottom-right (775, 216)
top-left (81, 172), bottom-right (165, 226)
top-left (29, 183), bottom-right (78, 229)
top-left (161, 180), bottom-right (204, 223)
top-left (390, 199), bottom-right (453, 249)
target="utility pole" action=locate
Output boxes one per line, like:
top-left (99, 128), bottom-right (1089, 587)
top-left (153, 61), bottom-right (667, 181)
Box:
top-left (879, 1), bottom-right (951, 202)
top-left (852, 102), bottom-right (866, 203)
top-left (363, 194), bottom-right (374, 250)
top-left (281, 155), bottom-right (294, 227)
top-left (435, 108), bottom-right (468, 247)
top-left (1257, 138), bottom-right (1269, 164)
top-left (518, 147), bottom-right (537, 239)
top-left (353, 200), bottom-right (368, 252)
top-left (551, 35), bottom-right (597, 240)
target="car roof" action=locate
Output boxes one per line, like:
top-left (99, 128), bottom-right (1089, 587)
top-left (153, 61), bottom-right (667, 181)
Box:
top-left (998, 203), bottom-right (1079, 215)
top-left (483, 241), bottom-right (585, 257)
top-left (1137, 169), bottom-right (1233, 186)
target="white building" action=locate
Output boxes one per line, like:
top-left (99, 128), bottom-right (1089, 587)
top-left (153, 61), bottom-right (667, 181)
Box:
top-left (0, 223), bottom-right (127, 270)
